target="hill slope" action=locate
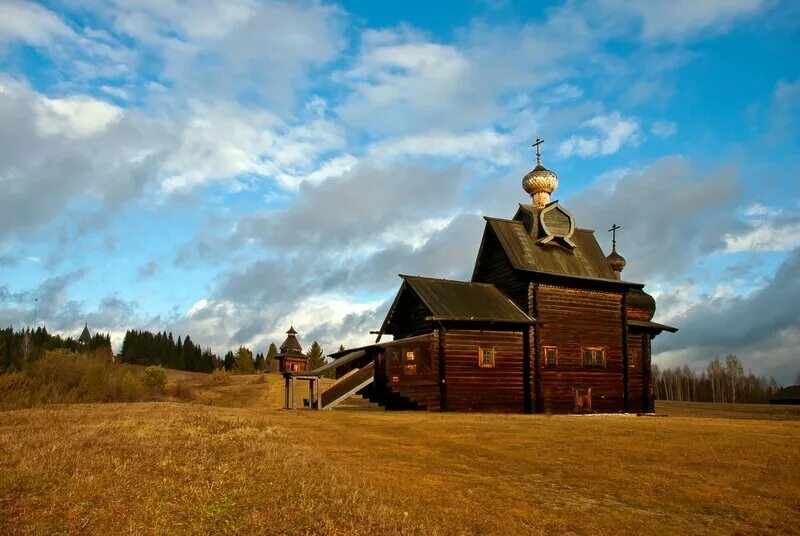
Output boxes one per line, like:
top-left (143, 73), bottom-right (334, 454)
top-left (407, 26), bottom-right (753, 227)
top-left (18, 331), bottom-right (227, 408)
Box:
top-left (1, 373), bottom-right (798, 535)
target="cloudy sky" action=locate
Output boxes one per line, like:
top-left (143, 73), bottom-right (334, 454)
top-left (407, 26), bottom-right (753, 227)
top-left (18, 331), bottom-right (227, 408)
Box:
top-left (0, 0), bottom-right (798, 382)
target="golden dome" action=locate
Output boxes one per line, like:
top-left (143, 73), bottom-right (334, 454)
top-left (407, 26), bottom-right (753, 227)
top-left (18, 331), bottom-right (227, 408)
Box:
top-left (607, 248), bottom-right (626, 274)
top-left (522, 146), bottom-right (559, 208)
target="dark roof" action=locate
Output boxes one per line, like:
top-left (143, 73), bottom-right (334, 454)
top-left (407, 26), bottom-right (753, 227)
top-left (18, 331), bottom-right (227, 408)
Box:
top-left (482, 216), bottom-right (643, 288)
top-left (628, 288), bottom-right (656, 316)
top-left (770, 385), bottom-right (800, 403)
top-left (279, 327), bottom-right (303, 355)
top-left (78, 324), bottom-right (91, 343)
top-left (398, 275), bottom-right (533, 323)
top-left (627, 319), bottom-right (678, 333)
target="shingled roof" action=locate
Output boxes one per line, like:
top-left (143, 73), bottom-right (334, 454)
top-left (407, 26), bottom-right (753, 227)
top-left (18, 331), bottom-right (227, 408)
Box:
top-left (393, 275), bottom-right (533, 324)
top-left (479, 215), bottom-right (643, 288)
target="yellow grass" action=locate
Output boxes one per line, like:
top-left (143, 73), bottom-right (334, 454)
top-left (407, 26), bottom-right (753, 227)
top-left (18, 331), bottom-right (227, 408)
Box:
top-left (1, 372), bottom-right (798, 535)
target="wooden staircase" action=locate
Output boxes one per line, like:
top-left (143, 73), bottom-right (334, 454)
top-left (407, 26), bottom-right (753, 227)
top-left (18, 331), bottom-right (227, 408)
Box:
top-left (284, 349), bottom-right (436, 411)
top-left (318, 362), bottom-right (375, 410)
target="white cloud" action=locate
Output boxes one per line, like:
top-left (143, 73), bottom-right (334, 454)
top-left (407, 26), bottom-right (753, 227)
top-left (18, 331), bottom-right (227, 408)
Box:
top-left (109, 0), bottom-right (345, 108)
top-left (559, 112), bottom-right (641, 158)
top-left (601, 0), bottom-right (766, 41)
top-left (0, 1), bottom-right (75, 45)
top-left (544, 83), bottom-right (584, 104)
top-left (160, 102), bottom-right (346, 192)
top-left (723, 205), bottom-right (800, 252)
top-left (651, 120), bottom-right (678, 138)
top-left (36, 95), bottom-right (123, 137)
top-left (368, 129), bottom-right (515, 165)
top-left (275, 154), bottom-right (359, 190)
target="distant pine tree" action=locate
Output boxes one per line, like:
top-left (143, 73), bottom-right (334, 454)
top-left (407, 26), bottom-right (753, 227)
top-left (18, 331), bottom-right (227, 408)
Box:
top-left (265, 343), bottom-right (278, 372)
top-left (235, 346), bottom-right (255, 374)
top-left (307, 341), bottom-right (326, 371)
top-left (224, 350), bottom-right (235, 371)
top-left (254, 352), bottom-right (265, 371)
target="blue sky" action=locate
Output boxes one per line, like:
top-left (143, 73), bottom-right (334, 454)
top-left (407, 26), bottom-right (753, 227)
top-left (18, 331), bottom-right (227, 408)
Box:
top-left (0, 0), bottom-right (798, 382)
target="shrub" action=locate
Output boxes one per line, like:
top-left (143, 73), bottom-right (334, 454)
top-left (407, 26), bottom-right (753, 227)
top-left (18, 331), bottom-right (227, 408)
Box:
top-left (120, 370), bottom-right (143, 401)
top-left (210, 369), bottom-right (232, 386)
top-left (174, 380), bottom-right (195, 400)
top-left (0, 372), bottom-right (32, 410)
top-left (142, 366), bottom-right (168, 390)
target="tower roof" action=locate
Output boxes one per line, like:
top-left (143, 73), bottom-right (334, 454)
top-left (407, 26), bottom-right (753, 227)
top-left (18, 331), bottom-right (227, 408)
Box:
top-left (78, 323), bottom-right (91, 343)
top-left (279, 326), bottom-right (303, 355)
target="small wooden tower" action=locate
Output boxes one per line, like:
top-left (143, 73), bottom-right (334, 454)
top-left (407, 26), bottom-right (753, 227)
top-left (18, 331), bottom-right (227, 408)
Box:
top-left (78, 323), bottom-right (91, 345)
top-left (274, 326), bottom-right (309, 372)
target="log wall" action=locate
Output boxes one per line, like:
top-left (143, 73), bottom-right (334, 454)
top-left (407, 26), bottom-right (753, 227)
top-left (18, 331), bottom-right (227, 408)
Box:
top-left (381, 333), bottom-right (441, 411)
top-left (443, 329), bottom-right (525, 412)
top-left (628, 332), bottom-right (644, 412)
top-left (535, 285), bottom-right (625, 413)
top-left (472, 232), bottom-right (529, 311)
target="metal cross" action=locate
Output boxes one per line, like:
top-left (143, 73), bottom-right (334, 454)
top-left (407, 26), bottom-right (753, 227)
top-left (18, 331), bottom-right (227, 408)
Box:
top-left (608, 224), bottom-right (621, 250)
top-left (532, 138), bottom-right (544, 163)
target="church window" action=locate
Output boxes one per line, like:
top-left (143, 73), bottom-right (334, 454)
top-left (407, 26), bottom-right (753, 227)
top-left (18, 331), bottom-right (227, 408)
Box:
top-left (544, 346), bottom-right (558, 367)
top-left (404, 350), bottom-right (417, 374)
top-left (478, 346), bottom-right (495, 368)
top-left (582, 347), bottom-right (605, 367)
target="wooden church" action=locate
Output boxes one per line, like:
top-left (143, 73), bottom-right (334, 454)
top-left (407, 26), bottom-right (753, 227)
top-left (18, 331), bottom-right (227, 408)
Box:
top-left (290, 140), bottom-right (676, 413)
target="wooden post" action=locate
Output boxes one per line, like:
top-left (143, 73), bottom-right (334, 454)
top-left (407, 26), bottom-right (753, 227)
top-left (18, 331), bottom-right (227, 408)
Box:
top-left (291, 376), bottom-right (297, 409)
top-left (621, 290), bottom-right (630, 413)
top-left (309, 377), bottom-right (314, 410)
top-left (317, 378), bottom-right (323, 410)
top-left (523, 324), bottom-right (532, 414)
top-left (531, 283), bottom-right (543, 413)
top-left (438, 326), bottom-right (447, 412)
top-left (284, 375), bottom-right (290, 409)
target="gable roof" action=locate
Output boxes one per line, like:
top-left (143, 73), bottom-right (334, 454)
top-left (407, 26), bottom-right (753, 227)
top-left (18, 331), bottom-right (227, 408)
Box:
top-left (378, 275), bottom-right (534, 338)
top-left (481, 216), bottom-right (643, 288)
top-left (401, 275), bottom-right (533, 323)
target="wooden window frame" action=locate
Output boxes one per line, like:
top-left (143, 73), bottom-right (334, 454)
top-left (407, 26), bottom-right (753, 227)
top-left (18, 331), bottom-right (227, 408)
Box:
top-left (403, 349), bottom-right (417, 375)
top-left (581, 347), bottom-right (606, 368)
top-left (478, 346), bottom-right (495, 368)
top-left (543, 346), bottom-right (558, 367)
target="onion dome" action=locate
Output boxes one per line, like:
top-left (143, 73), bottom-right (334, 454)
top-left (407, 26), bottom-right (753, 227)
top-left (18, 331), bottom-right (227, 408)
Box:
top-left (627, 289), bottom-right (656, 320)
top-left (522, 140), bottom-right (559, 208)
top-left (606, 248), bottom-right (626, 278)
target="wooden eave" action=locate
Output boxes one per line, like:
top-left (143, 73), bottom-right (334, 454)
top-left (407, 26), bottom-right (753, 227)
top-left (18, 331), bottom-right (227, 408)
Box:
top-left (627, 319), bottom-right (678, 333)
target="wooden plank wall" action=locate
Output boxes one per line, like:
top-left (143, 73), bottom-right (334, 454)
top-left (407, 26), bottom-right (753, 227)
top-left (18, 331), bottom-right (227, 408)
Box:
top-left (444, 329), bottom-right (525, 412)
top-left (472, 232), bottom-right (529, 311)
top-left (628, 332), bottom-right (644, 413)
top-left (388, 289), bottom-right (437, 339)
top-left (383, 333), bottom-right (441, 411)
top-left (536, 285), bottom-right (624, 413)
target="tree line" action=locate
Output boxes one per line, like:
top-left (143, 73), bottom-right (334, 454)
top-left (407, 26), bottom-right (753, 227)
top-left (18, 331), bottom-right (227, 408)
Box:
top-left (220, 340), bottom-right (329, 373)
top-left (118, 330), bottom-right (220, 373)
top-left (120, 330), bottom-right (332, 375)
top-left (653, 355), bottom-right (788, 404)
top-left (0, 326), bottom-right (112, 373)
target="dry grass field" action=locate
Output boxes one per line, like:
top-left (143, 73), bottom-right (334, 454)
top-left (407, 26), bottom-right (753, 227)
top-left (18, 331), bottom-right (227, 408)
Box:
top-left (1, 371), bottom-right (798, 535)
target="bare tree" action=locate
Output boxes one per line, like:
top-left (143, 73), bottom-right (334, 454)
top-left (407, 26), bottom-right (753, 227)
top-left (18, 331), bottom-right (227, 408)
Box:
top-left (19, 329), bottom-right (33, 363)
top-left (725, 354), bottom-right (744, 404)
